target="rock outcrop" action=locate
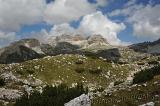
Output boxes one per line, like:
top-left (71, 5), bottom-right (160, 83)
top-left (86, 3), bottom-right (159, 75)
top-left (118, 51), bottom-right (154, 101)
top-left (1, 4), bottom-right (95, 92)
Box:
top-left (139, 102), bottom-right (155, 106)
top-left (0, 45), bottom-right (41, 64)
top-left (64, 94), bottom-right (91, 106)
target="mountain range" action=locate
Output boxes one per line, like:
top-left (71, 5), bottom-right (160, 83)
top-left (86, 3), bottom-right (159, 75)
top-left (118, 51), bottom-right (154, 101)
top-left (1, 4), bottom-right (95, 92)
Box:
top-left (0, 34), bottom-right (160, 64)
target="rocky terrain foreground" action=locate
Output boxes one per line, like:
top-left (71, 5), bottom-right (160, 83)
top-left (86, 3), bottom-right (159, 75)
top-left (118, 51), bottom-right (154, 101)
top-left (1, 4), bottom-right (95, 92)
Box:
top-left (0, 34), bottom-right (160, 106)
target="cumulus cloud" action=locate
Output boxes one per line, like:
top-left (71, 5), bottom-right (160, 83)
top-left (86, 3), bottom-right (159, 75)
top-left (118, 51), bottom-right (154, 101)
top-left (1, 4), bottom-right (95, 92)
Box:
top-left (0, 31), bottom-right (16, 47)
top-left (96, 0), bottom-right (108, 7)
top-left (129, 5), bottom-right (160, 40)
top-left (50, 23), bottom-right (75, 36)
top-left (0, 0), bottom-right (46, 31)
top-left (0, 0), bottom-right (108, 30)
top-left (109, 4), bottom-right (144, 17)
top-left (46, 11), bottom-right (128, 46)
top-left (110, 1), bottom-right (160, 40)
top-left (44, 0), bottom-right (97, 24)
top-left (78, 11), bottom-right (127, 45)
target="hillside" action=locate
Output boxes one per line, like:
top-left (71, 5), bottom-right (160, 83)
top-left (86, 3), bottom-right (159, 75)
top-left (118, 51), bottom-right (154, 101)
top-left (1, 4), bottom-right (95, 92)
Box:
top-left (0, 36), bottom-right (160, 106)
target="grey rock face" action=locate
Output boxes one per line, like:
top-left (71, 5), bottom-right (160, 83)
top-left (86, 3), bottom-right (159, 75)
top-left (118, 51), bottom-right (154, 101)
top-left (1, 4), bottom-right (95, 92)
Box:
top-left (51, 42), bottom-right (80, 55)
top-left (87, 34), bottom-right (108, 45)
top-left (64, 94), bottom-right (91, 106)
top-left (0, 45), bottom-right (41, 64)
top-left (96, 48), bottom-right (121, 62)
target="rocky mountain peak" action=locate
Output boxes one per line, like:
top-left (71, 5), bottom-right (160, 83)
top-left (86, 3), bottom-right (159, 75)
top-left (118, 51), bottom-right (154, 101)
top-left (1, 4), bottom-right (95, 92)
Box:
top-left (87, 34), bottom-right (108, 44)
top-left (11, 38), bottom-right (40, 48)
top-left (55, 34), bottom-right (73, 42)
top-left (71, 34), bottom-right (86, 41)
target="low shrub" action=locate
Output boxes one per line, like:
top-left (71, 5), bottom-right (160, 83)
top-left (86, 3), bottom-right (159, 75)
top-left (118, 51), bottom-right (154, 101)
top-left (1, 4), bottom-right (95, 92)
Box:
top-left (26, 69), bottom-right (35, 74)
top-left (16, 70), bottom-right (24, 75)
top-left (133, 65), bottom-right (160, 84)
top-left (137, 62), bottom-right (145, 65)
top-left (75, 60), bottom-right (84, 64)
top-left (75, 68), bottom-right (85, 73)
top-left (0, 78), bottom-right (5, 87)
top-left (148, 61), bottom-right (159, 65)
top-left (89, 68), bottom-right (102, 74)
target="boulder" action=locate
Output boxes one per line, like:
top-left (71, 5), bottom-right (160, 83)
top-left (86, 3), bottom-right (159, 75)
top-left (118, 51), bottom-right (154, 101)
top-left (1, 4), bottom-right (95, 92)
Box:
top-left (139, 102), bottom-right (155, 106)
top-left (64, 94), bottom-right (91, 106)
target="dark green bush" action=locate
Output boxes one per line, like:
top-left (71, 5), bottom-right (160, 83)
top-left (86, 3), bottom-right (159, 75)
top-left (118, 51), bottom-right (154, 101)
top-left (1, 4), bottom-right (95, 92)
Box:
top-left (93, 87), bottom-right (104, 93)
top-left (75, 60), bottom-right (84, 64)
top-left (75, 68), bottom-right (85, 73)
top-left (133, 70), bottom-right (153, 84)
top-left (148, 61), bottom-right (159, 65)
top-left (133, 65), bottom-right (160, 84)
top-left (137, 62), bottom-right (145, 65)
top-left (0, 78), bottom-right (5, 87)
top-left (15, 83), bottom-right (87, 106)
top-left (89, 68), bottom-right (102, 74)
top-left (16, 70), bottom-right (24, 75)
top-left (26, 69), bottom-right (35, 74)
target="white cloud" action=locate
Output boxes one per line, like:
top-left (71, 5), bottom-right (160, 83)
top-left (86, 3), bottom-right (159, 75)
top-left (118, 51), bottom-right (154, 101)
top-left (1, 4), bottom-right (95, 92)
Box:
top-left (78, 11), bottom-right (127, 45)
top-left (110, 1), bottom-right (160, 40)
top-left (50, 23), bottom-right (75, 36)
top-left (125, 0), bottom-right (137, 7)
top-left (26, 29), bottom-right (50, 44)
top-left (109, 4), bottom-right (144, 17)
top-left (0, 0), bottom-right (46, 31)
top-left (44, 0), bottom-right (97, 24)
top-left (128, 5), bottom-right (160, 40)
top-left (0, 0), bottom-right (108, 31)
top-left (0, 31), bottom-right (16, 47)
top-left (96, 0), bottom-right (108, 7)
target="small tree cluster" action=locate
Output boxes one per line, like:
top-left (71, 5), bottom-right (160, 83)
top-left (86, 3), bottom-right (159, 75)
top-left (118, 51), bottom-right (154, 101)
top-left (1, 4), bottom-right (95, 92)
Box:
top-left (15, 83), bottom-right (87, 106)
top-left (133, 65), bottom-right (160, 84)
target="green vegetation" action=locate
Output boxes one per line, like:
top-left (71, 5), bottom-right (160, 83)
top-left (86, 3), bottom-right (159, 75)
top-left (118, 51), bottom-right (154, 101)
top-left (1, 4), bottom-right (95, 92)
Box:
top-left (88, 68), bottom-right (102, 74)
top-left (114, 80), bottom-right (124, 86)
top-left (75, 60), bottom-right (84, 64)
top-left (0, 78), bottom-right (5, 87)
top-left (93, 74), bottom-right (160, 106)
top-left (148, 60), bottom-right (159, 65)
top-left (15, 83), bottom-right (87, 106)
top-left (133, 65), bottom-right (160, 84)
top-left (8, 54), bottom-right (129, 87)
top-left (75, 67), bottom-right (85, 73)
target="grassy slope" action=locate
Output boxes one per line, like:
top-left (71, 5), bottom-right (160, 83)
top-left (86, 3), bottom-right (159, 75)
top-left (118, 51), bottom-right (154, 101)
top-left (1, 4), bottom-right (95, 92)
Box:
top-left (0, 54), bottom-right (130, 88)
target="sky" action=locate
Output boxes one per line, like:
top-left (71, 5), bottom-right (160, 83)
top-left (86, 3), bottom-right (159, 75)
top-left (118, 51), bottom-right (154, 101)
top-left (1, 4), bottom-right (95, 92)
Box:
top-left (0, 0), bottom-right (160, 47)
